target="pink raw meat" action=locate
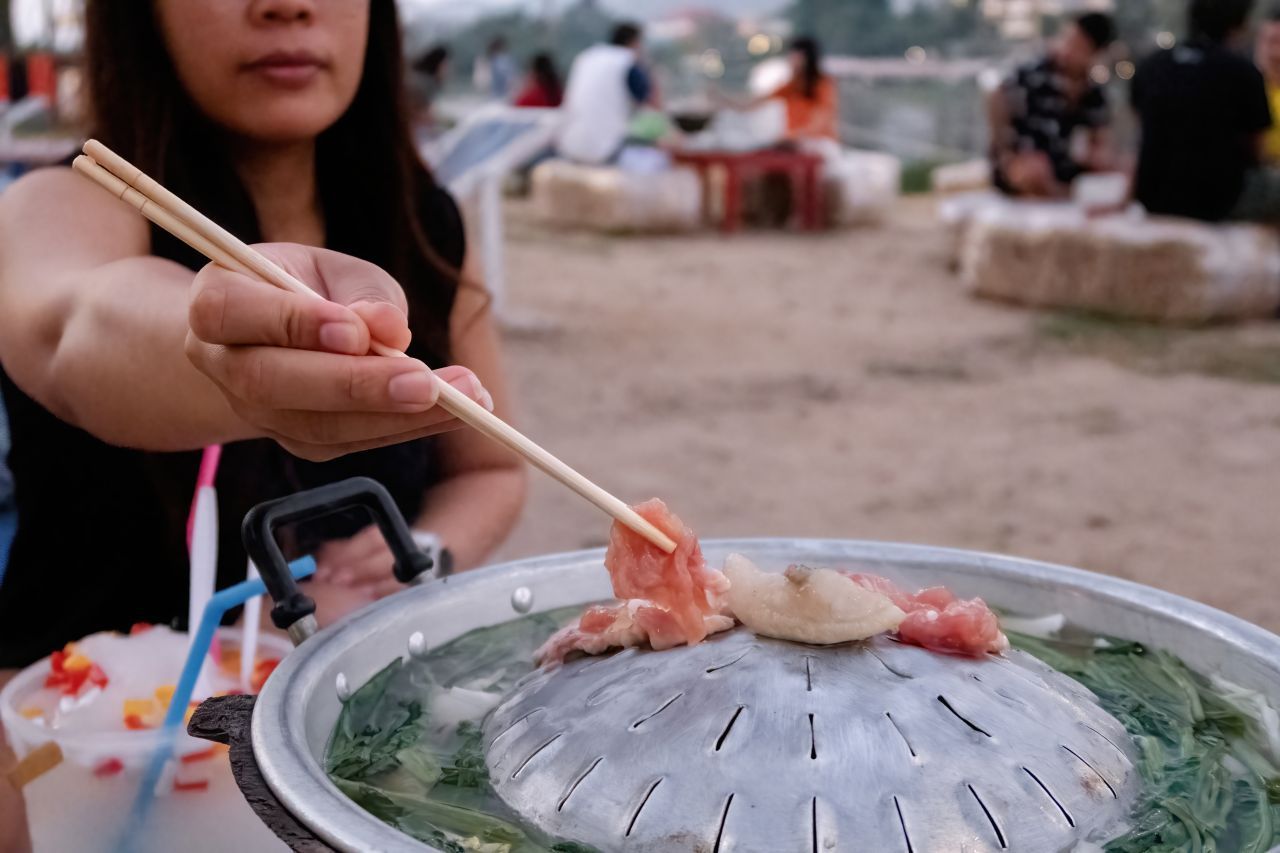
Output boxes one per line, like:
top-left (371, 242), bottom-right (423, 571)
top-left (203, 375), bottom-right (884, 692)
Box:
top-left (534, 601), bottom-right (734, 666)
top-left (605, 499), bottom-right (728, 647)
top-left (844, 572), bottom-right (1008, 656)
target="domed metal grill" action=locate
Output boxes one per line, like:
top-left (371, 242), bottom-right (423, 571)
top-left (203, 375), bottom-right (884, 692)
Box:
top-left (484, 627), bottom-right (1138, 853)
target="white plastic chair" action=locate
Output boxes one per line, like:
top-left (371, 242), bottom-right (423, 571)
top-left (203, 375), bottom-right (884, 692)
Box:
top-left (420, 105), bottom-right (563, 315)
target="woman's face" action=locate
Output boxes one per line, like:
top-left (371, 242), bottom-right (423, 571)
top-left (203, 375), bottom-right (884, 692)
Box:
top-left (154, 0), bottom-right (370, 144)
top-left (789, 49), bottom-right (806, 76)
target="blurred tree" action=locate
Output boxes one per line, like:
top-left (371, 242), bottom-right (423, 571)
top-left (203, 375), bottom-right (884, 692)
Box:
top-left (439, 0), bottom-right (615, 93)
top-left (0, 0), bottom-right (12, 52)
top-left (789, 0), bottom-right (999, 58)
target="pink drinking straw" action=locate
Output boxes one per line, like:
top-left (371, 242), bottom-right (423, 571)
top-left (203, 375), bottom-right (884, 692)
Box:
top-left (187, 444), bottom-right (223, 663)
top-left (185, 444), bottom-right (223, 549)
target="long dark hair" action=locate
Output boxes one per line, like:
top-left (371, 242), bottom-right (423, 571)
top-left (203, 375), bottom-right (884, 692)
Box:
top-left (791, 36), bottom-right (823, 100)
top-left (83, 2), bottom-right (461, 366)
top-left (530, 53), bottom-right (563, 105)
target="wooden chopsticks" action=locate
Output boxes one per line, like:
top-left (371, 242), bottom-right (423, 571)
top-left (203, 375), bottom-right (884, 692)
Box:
top-left (4, 741), bottom-right (62, 789)
top-left (72, 140), bottom-right (678, 555)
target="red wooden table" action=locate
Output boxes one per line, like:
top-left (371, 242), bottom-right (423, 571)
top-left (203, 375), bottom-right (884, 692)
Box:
top-left (673, 147), bottom-right (825, 234)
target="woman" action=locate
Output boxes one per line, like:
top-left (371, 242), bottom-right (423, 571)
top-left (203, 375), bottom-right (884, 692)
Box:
top-left (0, 0), bottom-right (525, 673)
top-left (718, 37), bottom-right (837, 143)
top-left (410, 44), bottom-right (450, 132)
top-left (514, 53), bottom-right (564, 109)
top-left (769, 37), bottom-right (838, 142)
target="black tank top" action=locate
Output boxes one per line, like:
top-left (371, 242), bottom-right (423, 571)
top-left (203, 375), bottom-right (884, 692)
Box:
top-left (0, 184), bottom-right (465, 667)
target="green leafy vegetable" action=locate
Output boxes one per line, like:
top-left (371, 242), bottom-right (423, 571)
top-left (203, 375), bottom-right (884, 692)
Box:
top-left (326, 658), bottom-right (427, 781)
top-left (325, 609), bottom-right (597, 853)
top-left (1010, 633), bottom-right (1280, 853)
top-left (439, 721), bottom-right (489, 789)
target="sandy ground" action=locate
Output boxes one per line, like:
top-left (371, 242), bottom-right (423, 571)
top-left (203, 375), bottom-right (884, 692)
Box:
top-left (488, 196), bottom-right (1280, 633)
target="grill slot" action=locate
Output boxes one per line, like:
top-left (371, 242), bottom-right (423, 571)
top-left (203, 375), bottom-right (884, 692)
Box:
top-left (511, 733), bottom-right (563, 780)
top-left (1024, 767), bottom-right (1075, 827)
top-left (706, 648), bottom-right (753, 674)
top-left (712, 793), bottom-right (734, 853)
top-left (1083, 723), bottom-right (1131, 761)
top-left (556, 756), bottom-right (603, 813)
top-left (885, 712), bottom-right (916, 758)
top-left (938, 695), bottom-right (992, 737)
top-left (1062, 745), bottom-right (1118, 798)
top-left (804, 655), bottom-right (814, 692)
top-left (489, 707), bottom-right (545, 747)
top-left (968, 784), bottom-right (1008, 849)
top-left (808, 714), bottom-right (817, 759)
top-left (810, 797), bottom-right (819, 853)
top-left (625, 778), bottom-right (663, 837)
top-left (715, 706), bottom-right (746, 752)
top-left (869, 648), bottom-right (914, 679)
top-left (894, 796), bottom-right (914, 853)
top-left (630, 692), bottom-right (683, 730)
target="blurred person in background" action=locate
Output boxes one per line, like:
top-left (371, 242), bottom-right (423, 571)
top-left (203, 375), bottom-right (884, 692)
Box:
top-left (1131, 0), bottom-right (1274, 221)
top-left (766, 37), bottom-right (838, 143)
top-left (557, 22), bottom-right (655, 165)
top-left (514, 52), bottom-right (563, 109)
top-left (713, 36), bottom-right (838, 144)
top-left (988, 12), bottom-right (1117, 198)
top-left (1256, 4), bottom-right (1280, 163)
top-left (474, 36), bottom-right (517, 101)
top-left (410, 44), bottom-right (450, 133)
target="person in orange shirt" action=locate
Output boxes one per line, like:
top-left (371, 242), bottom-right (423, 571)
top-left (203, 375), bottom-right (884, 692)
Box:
top-left (770, 37), bottom-right (838, 142)
top-left (714, 36), bottom-right (838, 143)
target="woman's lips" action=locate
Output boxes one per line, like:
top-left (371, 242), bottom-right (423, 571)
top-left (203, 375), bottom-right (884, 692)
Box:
top-left (242, 51), bottom-right (327, 88)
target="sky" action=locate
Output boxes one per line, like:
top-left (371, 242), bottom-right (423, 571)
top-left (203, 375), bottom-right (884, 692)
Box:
top-left (399, 0), bottom-right (792, 27)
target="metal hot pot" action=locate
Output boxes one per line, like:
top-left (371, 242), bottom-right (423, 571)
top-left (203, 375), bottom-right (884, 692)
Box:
top-left (192, 478), bottom-right (1280, 852)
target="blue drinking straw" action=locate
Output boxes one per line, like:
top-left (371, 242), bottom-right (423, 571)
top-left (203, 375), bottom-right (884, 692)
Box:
top-left (117, 556), bottom-right (316, 852)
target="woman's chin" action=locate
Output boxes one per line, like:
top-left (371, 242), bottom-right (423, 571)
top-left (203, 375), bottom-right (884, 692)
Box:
top-left (219, 102), bottom-right (350, 146)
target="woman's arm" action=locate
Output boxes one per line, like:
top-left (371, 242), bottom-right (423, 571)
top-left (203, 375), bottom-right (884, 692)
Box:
top-left (0, 168), bottom-right (244, 447)
top-left (0, 167), bottom-right (490, 457)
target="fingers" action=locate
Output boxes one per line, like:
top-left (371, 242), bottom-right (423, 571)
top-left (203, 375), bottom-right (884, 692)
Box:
top-left (194, 244), bottom-right (413, 354)
top-left (190, 265), bottom-right (370, 354)
top-left (307, 248), bottom-right (412, 353)
top-left (349, 301), bottom-right (412, 354)
top-left (189, 338), bottom-right (485, 414)
top-left (313, 527), bottom-right (386, 583)
top-left (273, 416), bottom-right (468, 462)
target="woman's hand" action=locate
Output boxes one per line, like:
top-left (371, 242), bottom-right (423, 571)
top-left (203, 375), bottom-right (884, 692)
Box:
top-left (185, 244), bottom-right (492, 461)
top-left (312, 524), bottom-right (403, 599)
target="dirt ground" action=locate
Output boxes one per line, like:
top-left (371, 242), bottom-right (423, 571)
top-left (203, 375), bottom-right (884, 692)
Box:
top-left (489, 196), bottom-right (1280, 633)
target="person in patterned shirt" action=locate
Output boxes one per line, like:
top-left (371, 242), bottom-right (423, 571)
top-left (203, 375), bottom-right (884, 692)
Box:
top-left (987, 13), bottom-right (1117, 198)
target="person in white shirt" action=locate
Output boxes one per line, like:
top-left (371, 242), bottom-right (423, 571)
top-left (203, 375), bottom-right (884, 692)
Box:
top-left (557, 22), bottom-right (655, 165)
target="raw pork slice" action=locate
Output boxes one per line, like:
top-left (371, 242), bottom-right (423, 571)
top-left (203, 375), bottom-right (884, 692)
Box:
top-left (724, 555), bottom-right (905, 646)
top-left (535, 601), bottom-right (734, 666)
top-left (845, 572), bottom-right (1008, 656)
top-left (604, 499), bottom-right (729, 647)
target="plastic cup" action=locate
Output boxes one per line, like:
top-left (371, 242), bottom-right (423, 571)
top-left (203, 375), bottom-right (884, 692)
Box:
top-left (0, 627), bottom-right (291, 853)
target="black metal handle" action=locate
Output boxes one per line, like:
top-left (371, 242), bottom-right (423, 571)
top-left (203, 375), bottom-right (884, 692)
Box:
top-left (241, 477), bottom-right (434, 635)
top-left (189, 695), bottom-right (336, 852)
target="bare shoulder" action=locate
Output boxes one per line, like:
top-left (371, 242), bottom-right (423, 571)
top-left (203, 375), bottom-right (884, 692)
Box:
top-left (0, 165), bottom-right (149, 258)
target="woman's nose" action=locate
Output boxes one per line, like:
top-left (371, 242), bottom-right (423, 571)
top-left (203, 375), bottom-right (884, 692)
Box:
top-left (248, 0), bottom-right (317, 25)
